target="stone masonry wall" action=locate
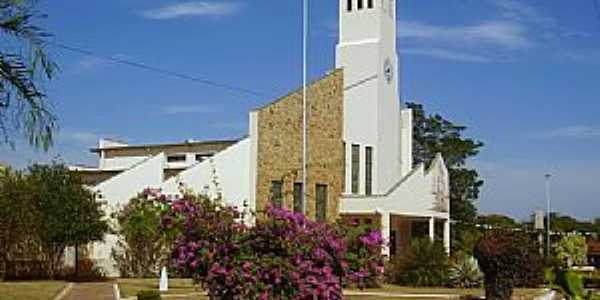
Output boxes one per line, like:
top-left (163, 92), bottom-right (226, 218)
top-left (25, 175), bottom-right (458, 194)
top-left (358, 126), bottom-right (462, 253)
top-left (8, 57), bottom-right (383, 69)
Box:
top-left (255, 69), bottom-right (344, 222)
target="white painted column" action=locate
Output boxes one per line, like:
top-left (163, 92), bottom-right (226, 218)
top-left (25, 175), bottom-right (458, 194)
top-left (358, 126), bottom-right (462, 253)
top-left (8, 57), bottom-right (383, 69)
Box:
top-left (428, 217), bottom-right (435, 242)
top-left (381, 211), bottom-right (391, 257)
top-left (444, 219), bottom-right (451, 255)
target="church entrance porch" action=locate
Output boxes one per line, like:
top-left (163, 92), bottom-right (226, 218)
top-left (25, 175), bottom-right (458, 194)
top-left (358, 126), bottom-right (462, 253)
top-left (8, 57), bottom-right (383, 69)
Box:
top-left (388, 214), bottom-right (450, 259)
top-left (340, 212), bottom-right (450, 260)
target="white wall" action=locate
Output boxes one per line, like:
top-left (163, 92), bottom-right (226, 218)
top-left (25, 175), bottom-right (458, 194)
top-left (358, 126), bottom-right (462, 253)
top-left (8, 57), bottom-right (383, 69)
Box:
top-left (161, 139), bottom-right (251, 212)
top-left (336, 0), bottom-right (402, 195)
top-left (99, 156), bottom-right (149, 171)
top-left (340, 156), bottom-right (449, 219)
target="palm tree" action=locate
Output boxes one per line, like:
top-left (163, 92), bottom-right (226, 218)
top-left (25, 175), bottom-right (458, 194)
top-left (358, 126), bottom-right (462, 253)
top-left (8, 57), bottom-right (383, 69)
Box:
top-left (0, 0), bottom-right (57, 151)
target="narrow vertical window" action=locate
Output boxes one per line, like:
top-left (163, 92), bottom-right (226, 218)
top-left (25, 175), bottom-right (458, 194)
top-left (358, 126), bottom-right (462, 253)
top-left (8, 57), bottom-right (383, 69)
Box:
top-left (365, 146), bottom-right (373, 195)
top-left (271, 181), bottom-right (283, 208)
top-left (342, 142), bottom-right (346, 192)
top-left (368, 0), bottom-right (374, 8)
top-left (293, 182), bottom-right (303, 213)
top-left (316, 184), bottom-right (328, 222)
top-left (390, 230), bottom-right (397, 257)
top-left (347, 0), bottom-right (352, 11)
top-left (351, 144), bottom-right (360, 194)
top-left (357, 0), bottom-right (364, 10)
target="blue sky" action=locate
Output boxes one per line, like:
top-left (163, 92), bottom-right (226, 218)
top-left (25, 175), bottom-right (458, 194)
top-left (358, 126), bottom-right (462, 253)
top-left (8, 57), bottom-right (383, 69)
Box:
top-left (2, 0), bottom-right (600, 221)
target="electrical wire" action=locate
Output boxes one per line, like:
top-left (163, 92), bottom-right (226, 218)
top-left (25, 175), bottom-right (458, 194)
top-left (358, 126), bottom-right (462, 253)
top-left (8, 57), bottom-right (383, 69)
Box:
top-left (53, 42), bottom-right (269, 98)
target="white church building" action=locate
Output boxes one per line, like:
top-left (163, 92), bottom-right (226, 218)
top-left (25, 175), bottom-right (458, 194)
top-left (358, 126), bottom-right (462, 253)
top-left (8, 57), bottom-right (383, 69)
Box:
top-left (73, 0), bottom-right (450, 277)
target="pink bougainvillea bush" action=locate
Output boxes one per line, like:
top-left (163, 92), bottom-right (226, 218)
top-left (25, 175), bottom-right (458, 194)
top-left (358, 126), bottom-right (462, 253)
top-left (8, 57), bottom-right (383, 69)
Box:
top-left (154, 192), bottom-right (386, 299)
top-left (340, 223), bottom-right (386, 288)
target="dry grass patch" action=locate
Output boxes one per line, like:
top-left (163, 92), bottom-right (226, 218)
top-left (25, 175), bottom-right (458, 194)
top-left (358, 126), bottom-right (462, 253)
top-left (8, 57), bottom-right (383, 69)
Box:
top-left (0, 281), bottom-right (67, 300)
top-left (346, 285), bottom-right (545, 299)
top-left (117, 278), bottom-right (201, 298)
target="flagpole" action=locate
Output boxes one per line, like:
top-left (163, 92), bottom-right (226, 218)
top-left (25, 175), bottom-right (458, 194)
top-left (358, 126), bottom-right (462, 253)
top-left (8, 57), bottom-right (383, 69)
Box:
top-left (302, 0), bottom-right (308, 215)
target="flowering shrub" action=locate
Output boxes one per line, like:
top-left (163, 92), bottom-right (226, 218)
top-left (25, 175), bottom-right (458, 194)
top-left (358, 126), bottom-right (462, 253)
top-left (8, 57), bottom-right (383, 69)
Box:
top-left (161, 195), bottom-right (355, 299)
top-left (474, 230), bottom-right (543, 300)
top-left (339, 223), bottom-right (385, 288)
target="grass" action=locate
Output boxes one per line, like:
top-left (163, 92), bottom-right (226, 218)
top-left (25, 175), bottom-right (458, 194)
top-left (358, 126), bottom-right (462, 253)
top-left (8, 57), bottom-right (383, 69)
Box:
top-left (0, 281), bottom-right (67, 300)
top-left (117, 278), bottom-right (201, 298)
top-left (348, 285), bottom-right (544, 298)
top-left (117, 279), bottom-right (546, 300)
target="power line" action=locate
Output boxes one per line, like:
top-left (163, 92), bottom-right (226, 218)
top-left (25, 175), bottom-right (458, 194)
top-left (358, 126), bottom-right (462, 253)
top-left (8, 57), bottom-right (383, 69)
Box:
top-left (53, 42), bottom-right (269, 98)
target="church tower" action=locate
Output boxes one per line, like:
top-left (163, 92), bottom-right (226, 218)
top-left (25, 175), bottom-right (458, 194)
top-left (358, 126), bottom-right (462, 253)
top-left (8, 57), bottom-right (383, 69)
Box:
top-left (336, 0), bottom-right (404, 195)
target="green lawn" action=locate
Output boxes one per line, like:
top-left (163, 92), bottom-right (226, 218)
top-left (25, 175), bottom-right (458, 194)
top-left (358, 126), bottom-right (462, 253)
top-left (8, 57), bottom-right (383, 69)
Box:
top-left (117, 278), bottom-right (202, 298)
top-left (0, 281), bottom-right (67, 300)
top-left (117, 279), bottom-right (545, 300)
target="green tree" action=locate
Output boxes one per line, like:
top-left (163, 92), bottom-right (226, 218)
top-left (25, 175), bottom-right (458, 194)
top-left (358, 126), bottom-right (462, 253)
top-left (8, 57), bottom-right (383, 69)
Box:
top-left (27, 163), bottom-right (109, 277)
top-left (554, 235), bottom-right (588, 268)
top-left (0, 166), bottom-right (38, 278)
top-left (112, 192), bottom-right (169, 278)
top-left (0, 0), bottom-right (58, 150)
top-left (407, 102), bottom-right (484, 252)
top-left (477, 214), bottom-right (520, 229)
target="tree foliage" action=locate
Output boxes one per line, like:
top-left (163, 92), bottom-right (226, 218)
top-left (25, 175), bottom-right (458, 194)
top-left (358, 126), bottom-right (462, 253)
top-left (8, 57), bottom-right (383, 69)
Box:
top-left (112, 191), bottom-right (170, 278)
top-left (554, 235), bottom-right (588, 268)
top-left (0, 0), bottom-right (57, 150)
top-left (0, 166), bottom-right (37, 277)
top-left (407, 102), bottom-right (484, 252)
top-left (476, 214), bottom-right (520, 229)
top-left (27, 163), bottom-right (109, 277)
top-left (475, 231), bottom-right (544, 300)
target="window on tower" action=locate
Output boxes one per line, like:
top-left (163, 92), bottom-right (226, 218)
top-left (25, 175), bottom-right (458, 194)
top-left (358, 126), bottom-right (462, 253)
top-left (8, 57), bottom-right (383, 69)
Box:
top-left (316, 184), bottom-right (328, 222)
top-left (357, 0), bottom-right (363, 10)
top-left (365, 146), bottom-right (373, 195)
top-left (271, 180), bottom-right (283, 208)
top-left (351, 144), bottom-right (360, 194)
top-left (368, 0), bottom-right (374, 8)
top-left (347, 0), bottom-right (352, 11)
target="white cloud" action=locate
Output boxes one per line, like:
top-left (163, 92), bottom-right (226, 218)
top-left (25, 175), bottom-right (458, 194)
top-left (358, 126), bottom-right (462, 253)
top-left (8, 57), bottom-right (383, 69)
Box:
top-left (142, 2), bottom-right (242, 20)
top-left (534, 126), bottom-right (600, 139)
top-left (398, 20), bottom-right (532, 50)
top-left (489, 0), bottom-right (553, 25)
top-left (401, 48), bottom-right (491, 63)
top-left (162, 105), bottom-right (216, 115)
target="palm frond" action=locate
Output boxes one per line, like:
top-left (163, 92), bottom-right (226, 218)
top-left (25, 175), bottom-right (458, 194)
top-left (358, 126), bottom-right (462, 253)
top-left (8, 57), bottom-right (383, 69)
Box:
top-left (0, 0), bottom-right (57, 150)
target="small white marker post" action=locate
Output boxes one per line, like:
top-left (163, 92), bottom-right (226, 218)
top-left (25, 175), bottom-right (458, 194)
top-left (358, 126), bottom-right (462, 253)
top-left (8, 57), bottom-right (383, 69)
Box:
top-left (159, 266), bottom-right (168, 292)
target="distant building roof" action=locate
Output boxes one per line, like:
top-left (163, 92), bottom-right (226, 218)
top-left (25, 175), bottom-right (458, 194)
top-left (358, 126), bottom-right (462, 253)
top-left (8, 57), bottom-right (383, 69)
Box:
top-left (589, 241), bottom-right (600, 255)
top-left (90, 138), bottom-right (239, 153)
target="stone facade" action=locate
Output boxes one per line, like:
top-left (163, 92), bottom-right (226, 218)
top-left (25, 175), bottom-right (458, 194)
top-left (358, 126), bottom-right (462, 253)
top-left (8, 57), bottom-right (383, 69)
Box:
top-left (254, 70), bottom-right (344, 222)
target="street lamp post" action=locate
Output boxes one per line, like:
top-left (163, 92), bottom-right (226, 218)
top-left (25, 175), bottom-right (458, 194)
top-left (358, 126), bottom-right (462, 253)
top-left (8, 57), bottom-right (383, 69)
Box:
top-left (545, 174), bottom-right (552, 257)
top-left (302, 0), bottom-right (308, 215)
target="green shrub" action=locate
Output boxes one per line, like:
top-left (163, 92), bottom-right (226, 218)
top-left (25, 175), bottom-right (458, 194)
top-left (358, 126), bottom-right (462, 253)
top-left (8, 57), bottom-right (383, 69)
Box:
top-left (112, 192), bottom-right (171, 278)
top-left (474, 231), bottom-right (542, 300)
top-left (388, 238), bottom-right (450, 287)
top-left (556, 271), bottom-right (584, 299)
top-left (449, 252), bottom-right (483, 288)
top-left (554, 235), bottom-right (588, 268)
top-left (137, 290), bottom-right (161, 300)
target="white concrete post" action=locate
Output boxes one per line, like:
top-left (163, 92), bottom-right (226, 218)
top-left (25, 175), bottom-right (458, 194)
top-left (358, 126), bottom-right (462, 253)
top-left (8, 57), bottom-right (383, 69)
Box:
top-left (443, 219), bottom-right (451, 255)
top-left (381, 212), bottom-right (391, 257)
top-left (428, 217), bottom-right (435, 242)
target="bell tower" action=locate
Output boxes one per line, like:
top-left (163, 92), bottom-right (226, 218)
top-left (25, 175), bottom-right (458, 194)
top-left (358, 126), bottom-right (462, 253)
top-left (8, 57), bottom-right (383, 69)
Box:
top-left (336, 0), bottom-right (403, 195)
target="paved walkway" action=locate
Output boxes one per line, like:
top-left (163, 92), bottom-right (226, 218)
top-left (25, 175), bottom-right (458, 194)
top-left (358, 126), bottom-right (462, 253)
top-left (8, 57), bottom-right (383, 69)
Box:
top-left (62, 282), bottom-right (115, 300)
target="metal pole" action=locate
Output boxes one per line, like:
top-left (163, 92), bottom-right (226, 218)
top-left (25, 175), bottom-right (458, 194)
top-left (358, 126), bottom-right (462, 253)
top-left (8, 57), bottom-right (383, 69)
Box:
top-left (302, 0), bottom-right (308, 215)
top-left (545, 174), bottom-right (552, 256)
